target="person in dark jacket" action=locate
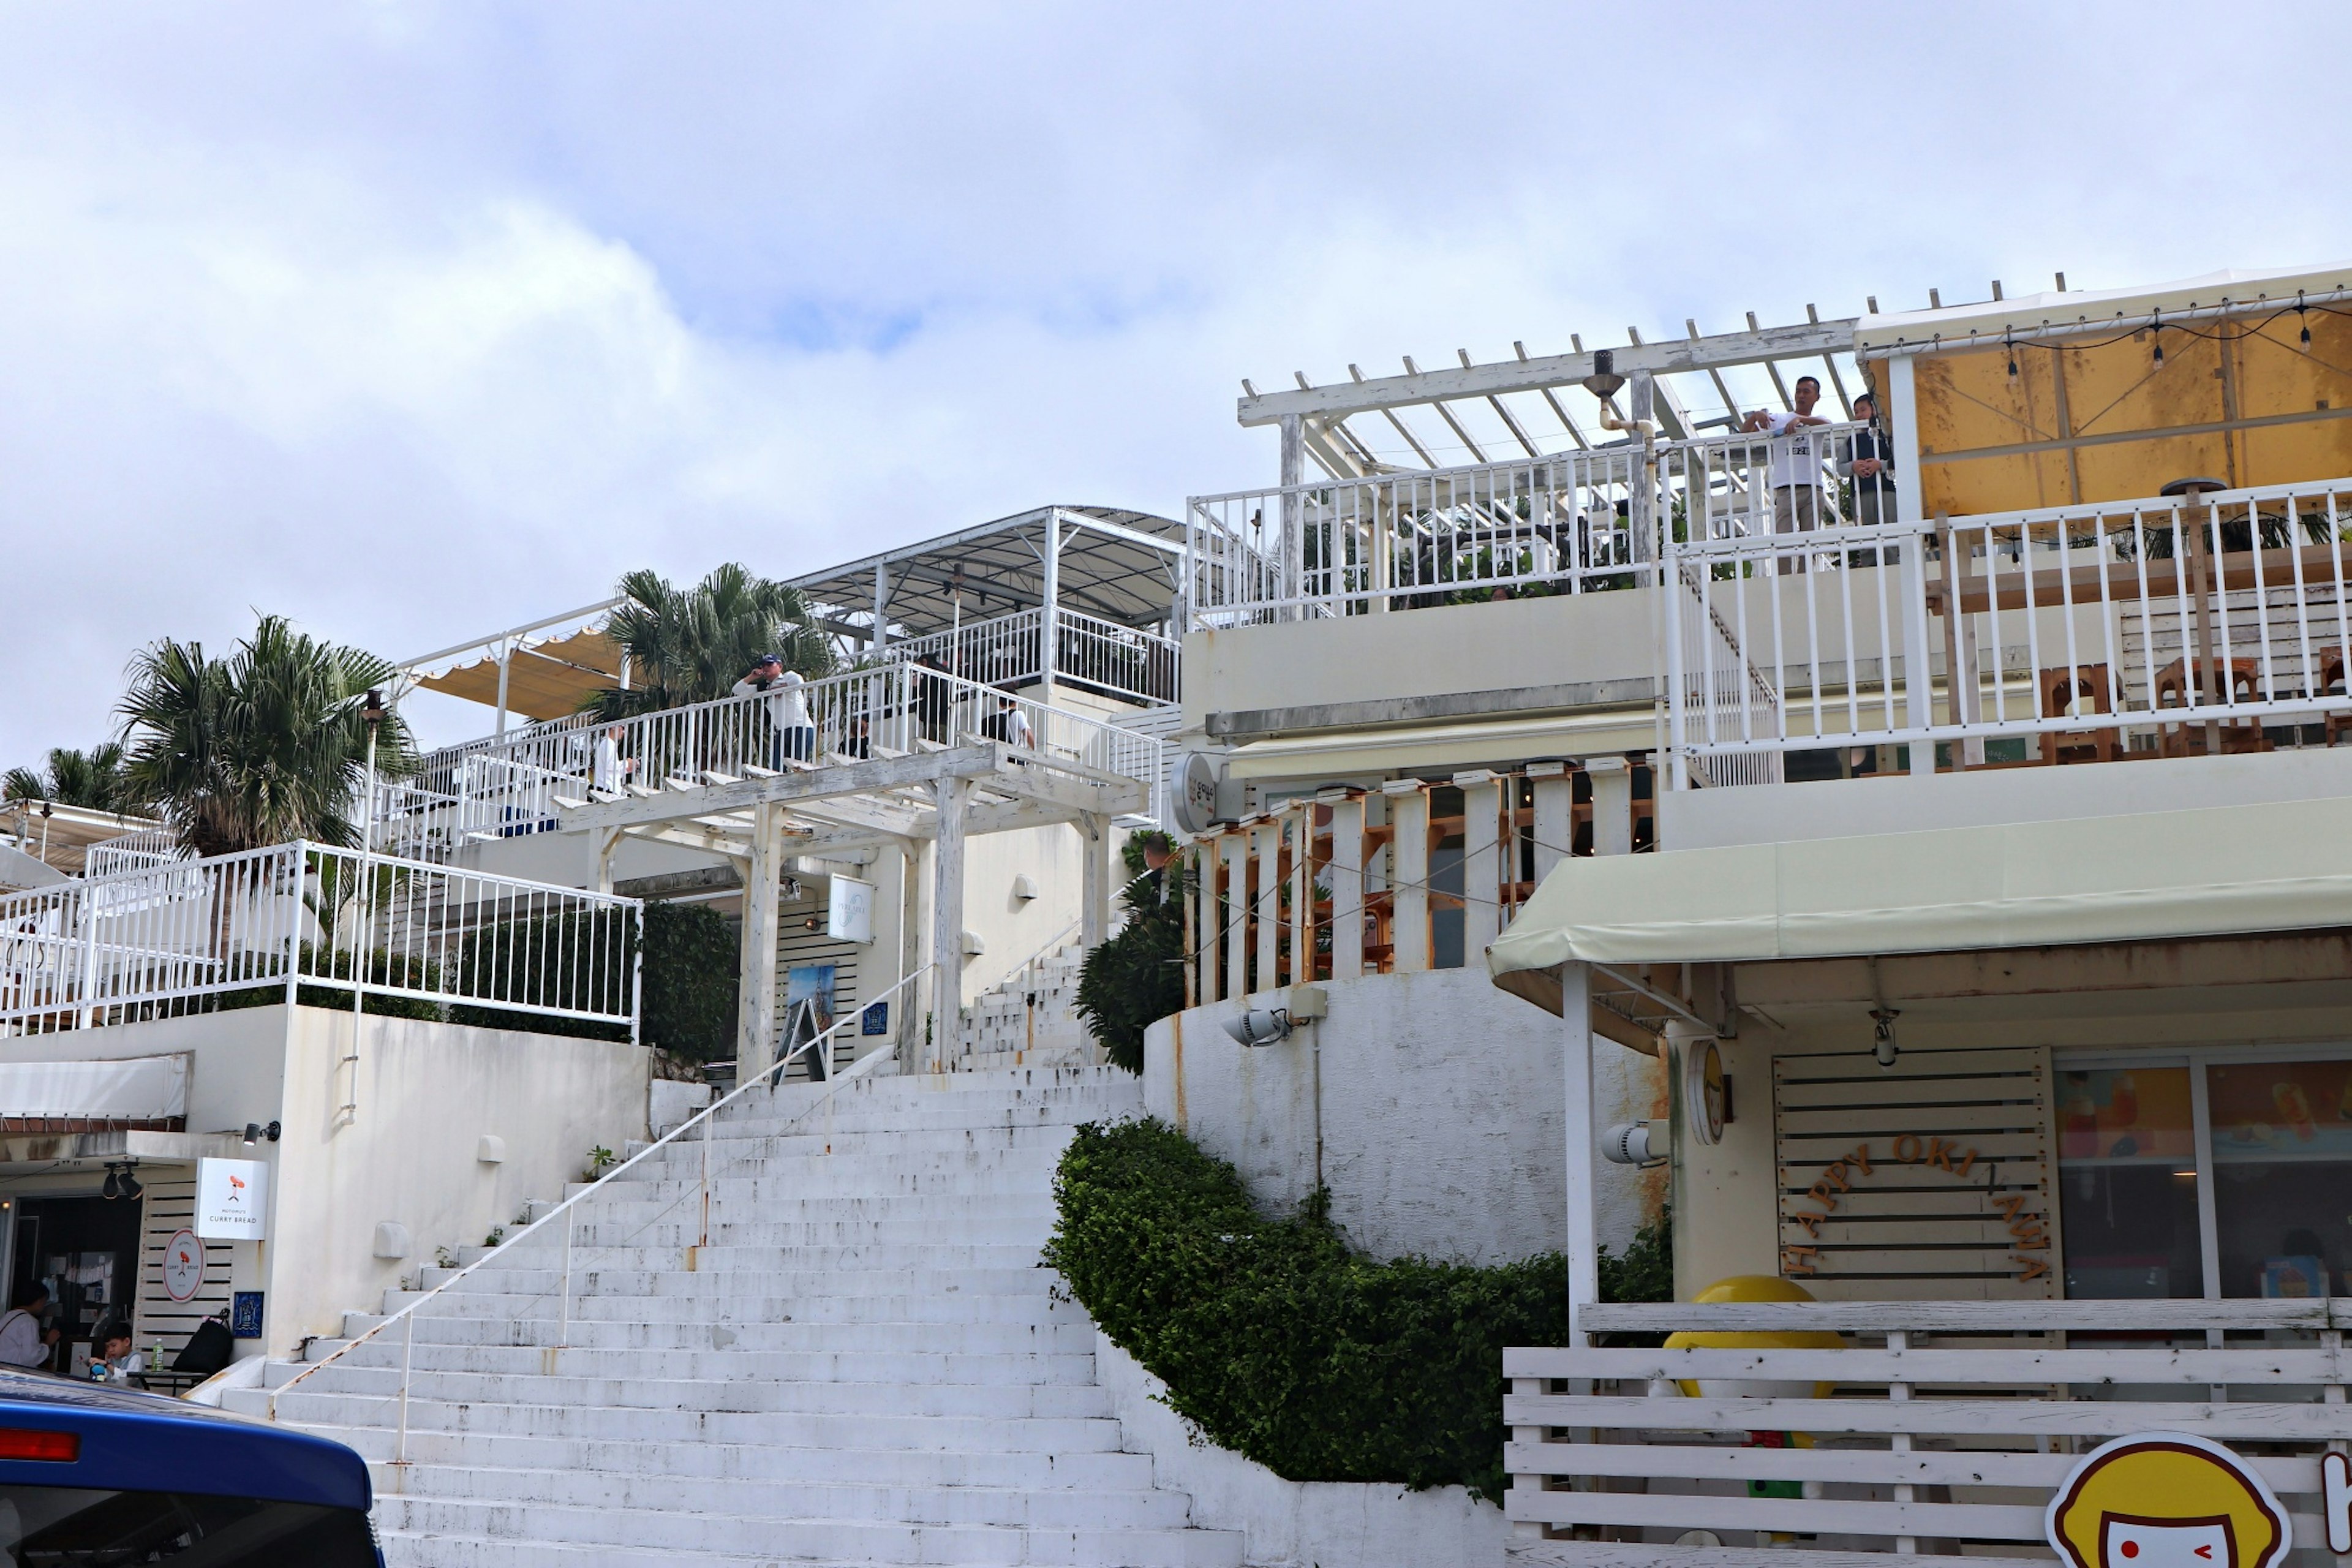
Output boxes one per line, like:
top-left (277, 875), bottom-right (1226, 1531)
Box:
top-left (1838, 391), bottom-right (1899, 526)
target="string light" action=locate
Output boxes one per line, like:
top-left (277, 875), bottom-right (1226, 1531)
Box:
top-left (2150, 309), bottom-right (2165, 368)
top-left (2300, 290), bottom-right (2312, 348)
top-left (2005, 334), bottom-right (2019, 379)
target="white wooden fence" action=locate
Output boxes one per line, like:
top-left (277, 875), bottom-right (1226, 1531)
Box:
top-left (1508, 1298), bottom-right (2352, 1566)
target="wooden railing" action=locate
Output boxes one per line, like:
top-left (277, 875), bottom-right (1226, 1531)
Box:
top-left (1182, 764), bottom-right (1652, 1005)
top-left (1507, 1298), bottom-right (2352, 1566)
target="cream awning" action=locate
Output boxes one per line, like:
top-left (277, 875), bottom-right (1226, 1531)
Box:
top-left (1226, 709), bottom-right (1655, 782)
top-left (1488, 792), bottom-right (2352, 982)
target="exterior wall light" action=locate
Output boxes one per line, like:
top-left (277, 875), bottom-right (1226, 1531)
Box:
top-left (1870, 1008), bottom-right (1901, 1069)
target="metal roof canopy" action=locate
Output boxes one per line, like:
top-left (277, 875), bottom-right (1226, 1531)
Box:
top-left (788, 505), bottom-right (1186, 641)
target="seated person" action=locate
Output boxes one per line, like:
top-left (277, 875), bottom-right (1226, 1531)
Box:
top-left (88, 1321), bottom-right (144, 1385)
top-left (0, 1284), bottom-right (59, 1372)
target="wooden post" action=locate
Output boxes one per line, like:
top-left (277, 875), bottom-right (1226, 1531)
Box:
top-left (1384, 782), bottom-right (1430, 973)
top-left (897, 837), bottom-right (923, 1061)
top-left (735, 802), bottom-right (782, 1079)
top-left (1222, 832), bottom-right (1249, 1003)
top-left (1182, 843), bottom-right (1200, 1009)
top-left (1936, 513), bottom-right (1969, 772)
top-left (1528, 762), bottom-right (1572, 883)
top-left (1327, 793), bottom-right (1364, 981)
top-left (1455, 770), bottom-right (1502, 957)
top-left (1253, 818), bottom-right (1280, 995)
top-left (2187, 496), bottom-right (2223, 755)
top-left (1193, 835), bottom-right (1220, 1005)
top-left (1280, 415), bottom-right (1303, 620)
top-left (930, 774), bottom-right (970, 1072)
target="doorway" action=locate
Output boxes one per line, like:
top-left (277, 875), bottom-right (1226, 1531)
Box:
top-left (8, 1194), bottom-right (144, 1376)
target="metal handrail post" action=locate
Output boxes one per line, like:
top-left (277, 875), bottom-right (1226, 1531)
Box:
top-left (559, 1208), bottom-right (574, 1348)
top-left (394, 1308), bottom-right (415, 1469)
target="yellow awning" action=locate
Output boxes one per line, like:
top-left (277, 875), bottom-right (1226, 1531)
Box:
top-left (1488, 792), bottom-right (2352, 979)
top-left (414, 628), bottom-right (627, 722)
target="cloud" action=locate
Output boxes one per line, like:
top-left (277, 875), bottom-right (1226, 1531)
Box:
top-left (0, 0), bottom-right (2345, 756)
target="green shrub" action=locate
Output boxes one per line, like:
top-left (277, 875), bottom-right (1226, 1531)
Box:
top-left (1074, 832), bottom-right (1186, 1072)
top-left (639, 900), bottom-right (737, 1062)
top-left (447, 909), bottom-right (637, 1042)
top-left (1043, 1117), bottom-right (1575, 1502)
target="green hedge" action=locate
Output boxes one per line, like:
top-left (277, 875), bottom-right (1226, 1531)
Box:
top-left (638, 900), bottom-right (737, 1063)
top-left (1074, 833), bottom-right (1186, 1072)
top-left (1043, 1117), bottom-right (1575, 1502)
top-left (447, 910), bottom-right (636, 1042)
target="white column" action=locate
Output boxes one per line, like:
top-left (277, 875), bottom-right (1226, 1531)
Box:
top-left (1385, 782), bottom-right (1428, 973)
top-left (1455, 771), bottom-right (1502, 955)
top-left (1280, 414), bottom-right (1303, 620)
top-left (1288, 807), bottom-right (1313, 987)
top-left (872, 563), bottom-right (891, 655)
top-left (1080, 813), bottom-right (1112, 951)
top-left (1325, 795), bottom-right (1363, 981)
top-left (897, 838), bottom-right (925, 1060)
top-left (930, 775), bottom-right (970, 1071)
top-left (1586, 758), bottom-right (1633, 856)
top-left (494, 639), bottom-right (512, 738)
top-left (1561, 960), bottom-right (1599, 1338)
top-left (1529, 763), bottom-right (1572, 883)
top-left (1221, 832), bottom-right (1250, 1001)
top-left (736, 803), bottom-right (782, 1080)
top-left (1252, 818), bottom-right (1280, 993)
top-left (1888, 355), bottom-right (1924, 527)
top-left (1039, 513), bottom-right (1061, 700)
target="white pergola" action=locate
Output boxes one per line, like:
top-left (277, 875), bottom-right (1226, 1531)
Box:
top-left (560, 741), bottom-right (1148, 1076)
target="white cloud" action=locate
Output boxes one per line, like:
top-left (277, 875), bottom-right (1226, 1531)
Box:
top-left (0, 0), bottom-right (2346, 756)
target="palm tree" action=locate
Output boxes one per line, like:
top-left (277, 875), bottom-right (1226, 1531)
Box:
top-left (2, 744), bottom-right (144, 814)
top-left (118, 616), bottom-right (418, 858)
top-left (581, 564), bottom-right (834, 722)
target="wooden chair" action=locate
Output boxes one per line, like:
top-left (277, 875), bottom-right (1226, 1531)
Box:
top-left (2153, 657), bottom-right (2271, 756)
top-left (2037, 664), bottom-right (2121, 765)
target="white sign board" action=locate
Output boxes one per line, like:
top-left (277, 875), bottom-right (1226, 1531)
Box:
top-left (160, 1229), bottom-right (205, 1302)
top-left (827, 875), bottom-right (875, 945)
top-left (194, 1158), bottom-right (269, 1242)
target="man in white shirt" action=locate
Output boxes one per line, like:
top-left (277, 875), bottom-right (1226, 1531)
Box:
top-left (1744, 375), bottom-right (1834, 571)
top-left (0, 1285), bottom-right (58, 1371)
top-left (731, 655), bottom-right (818, 766)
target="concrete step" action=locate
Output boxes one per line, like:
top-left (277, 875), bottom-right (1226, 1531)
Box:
top-left (378, 1287), bottom-right (1088, 1325)
top-left (337, 1315), bottom-right (1096, 1355)
top-left (285, 1340), bottom-right (1100, 1385)
top-left (263, 1367), bottom-right (1115, 1419)
top-left (375, 1496), bottom-right (1242, 1566)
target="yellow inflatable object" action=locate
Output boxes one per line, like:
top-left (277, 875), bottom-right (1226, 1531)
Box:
top-left (1662, 1275), bottom-right (1842, 1400)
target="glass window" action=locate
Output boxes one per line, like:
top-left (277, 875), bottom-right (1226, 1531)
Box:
top-left (2057, 1066), bottom-right (2203, 1299)
top-left (0, 1485), bottom-right (377, 1565)
top-left (2206, 1060), bottom-right (2352, 1299)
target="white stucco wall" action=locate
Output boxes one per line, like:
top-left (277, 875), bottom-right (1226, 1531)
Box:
top-left (1144, 967), bottom-right (1664, 1264)
top-left (1094, 1329), bottom-right (1507, 1568)
top-left (271, 1006), bottom-right (648, 1355)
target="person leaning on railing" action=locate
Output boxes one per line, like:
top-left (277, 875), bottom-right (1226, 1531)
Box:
top-left (731, 654), bottom-right (817, 765)
top-left (1744, 374), bottom-right (1832, 571)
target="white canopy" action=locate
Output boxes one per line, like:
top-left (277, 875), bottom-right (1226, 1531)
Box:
top-left (0, 1054), bottom-right (189, 1121)
top-left (1488, 793), bottom-right (2352, 979)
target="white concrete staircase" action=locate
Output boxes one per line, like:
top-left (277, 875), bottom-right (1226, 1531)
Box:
top-left (952, 944), bottom-right (1096, 1072)
top-left (239, 1065), bottom-right (1238, 1568)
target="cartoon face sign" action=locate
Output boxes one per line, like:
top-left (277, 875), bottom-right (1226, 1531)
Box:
top-left (2048, 1435), bottom-right (2287, 1568)
top-left (2101, 1516), bottom-right (2233, 1568)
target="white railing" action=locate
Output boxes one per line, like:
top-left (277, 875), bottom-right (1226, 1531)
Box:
top-left (0, 842), bottom-right (641, 1036)
top-left (1662, 477), bottom-right (2352, 786)
top-left (889, 606), bottom-right (1180, 707)
top-left (266, 968), bottom-right (919, 1462)
top-left (81, 826), bottom-right (182, 880)
top-left (1508, 1297), bottom-right (2352, 1563)
top-left (383, 665), bottom-right (1163, 859)
top-left (1184, 422), bottom-right (1874, 626)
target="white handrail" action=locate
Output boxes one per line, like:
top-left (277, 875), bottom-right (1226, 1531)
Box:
top-left (266, 967), bottom-right (921, 1457)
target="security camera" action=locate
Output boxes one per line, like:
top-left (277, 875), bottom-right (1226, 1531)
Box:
top-left (1222, 1008), bottom-right (1293, 1047)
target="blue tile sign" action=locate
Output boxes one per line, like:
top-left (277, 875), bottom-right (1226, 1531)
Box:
top-left (861, 1001), bottom-right (889, 1036)
top-left (231, 1292), bottom-right (263, 1340)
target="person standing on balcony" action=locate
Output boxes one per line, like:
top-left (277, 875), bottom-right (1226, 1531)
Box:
top-left (1745, 375), bottom-right (1833, 571)
top-left (982, 692), bottom-right (1033, 750)
top-left (589, 725), bottom-right (637, 796)
top-left (1838, 391), bottom-right (1899, 527)
top-left (733, 655), bottom-right (818, 765)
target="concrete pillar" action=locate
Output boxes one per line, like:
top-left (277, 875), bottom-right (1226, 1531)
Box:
top-left (1587, 758), bottom-right (1633, 856)
top-left (1529, 763), bottom-right (1572, 883)
top-left (1325, 793), bottom-right (1364, 981)
top-left (1455, 770), bottom-right (1502, 956)
top-left (1040, 514), bottom-right (1061, 699)
top-left (929, 775), bottom-right (970, 1071)
top-left (1080, 813), bottom-right (1112, 951)
top-left (736, 803), bottom-right (782, 1080)
top-left (897, 839), bottom-right (924, 1062)
top-left (1384, 781), bottom-right (1429, 973)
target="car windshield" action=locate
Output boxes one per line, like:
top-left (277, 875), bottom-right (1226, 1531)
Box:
top-left (0, 1483), bottom-right (377, 1566)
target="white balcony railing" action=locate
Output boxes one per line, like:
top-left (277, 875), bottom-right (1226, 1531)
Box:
top-left (1663, 477), bottom-right (2352, 788)
top-left (887, 606), bottom-right (1180, 707)
top-left (1508, 1297), bottom-right (2352, 1564)
top-left (0, 842), bottom-right (641, 1037)
top-left (389, 664), bottom-right (1164, 859)
top-left (1184, 423), bottom-right (1877, 626)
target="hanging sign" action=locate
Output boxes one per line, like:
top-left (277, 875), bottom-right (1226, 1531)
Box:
top-left (2046, 1433), bottom-right (2290, 1568)
top-left (160, 1230), bottom-right (205, 1302)
top-left (826, 875), bottom-right (875, 944)
top-left (194, 1158), bottom-right (269, 1241)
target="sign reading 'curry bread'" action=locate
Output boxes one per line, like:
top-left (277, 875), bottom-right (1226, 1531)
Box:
top-left (1773, 1046), bottom-right (2062, 1298)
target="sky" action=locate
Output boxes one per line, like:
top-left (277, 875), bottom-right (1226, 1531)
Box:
top-left (2, 0), bottom-right (2345, 756)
